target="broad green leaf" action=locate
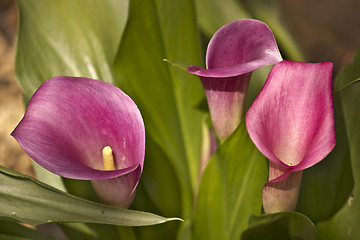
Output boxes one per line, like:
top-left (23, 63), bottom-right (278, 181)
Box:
top-left (193, 122), bottom-right (268, 240)
top-left (241, 212), bottom-right (317, 240)
top-left (15, 0), bottom-right (129, 100)
top-left (296, 92), bottom-right (353, 222)
top-left (314, 52), bottom-right (360, 239)
top-left (113, 0), bottom-right (204, 220)
top-left (0, 220), bottom-right (55, 240)
top-left (194, 0), bottom-right (250, 37)
top-left (0, 166), bottom-right (181, 226)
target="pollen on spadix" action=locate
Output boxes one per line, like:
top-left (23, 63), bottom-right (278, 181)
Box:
top-left (102, 146), bottom-right (115, 170)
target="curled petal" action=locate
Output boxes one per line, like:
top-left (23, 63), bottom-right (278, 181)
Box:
top-left (12, 76), bottom-right (145, 207)
top-left (187, 19), bottom-right (282, 78)
top-left (246, 61), bottom-right (335, 174)
top-left (246, 60), bottom-right (335, 212)
top-left (188, 19), bottom-right (282, 141)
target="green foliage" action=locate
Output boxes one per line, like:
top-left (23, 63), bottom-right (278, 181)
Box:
top-left (0, 220), bottom-right (56, 240)
top-left (241, 212), bottom-right (317, 240)
top-left (15, 0), bottom-right (129, 100)
top-left (314, 50), bottom-right (360, 240)
top-left (193, 122), bottom-right (268, 240)
top-left (113, 0), bottom-right (204, 222)
top-left (0, 166), bottom-right (180, 226)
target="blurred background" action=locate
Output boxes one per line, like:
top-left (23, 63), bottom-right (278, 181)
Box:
top-left (1, 0), bottom-right (360, 177)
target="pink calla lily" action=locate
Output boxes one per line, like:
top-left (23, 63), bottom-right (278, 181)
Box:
top-left (12, 76), bottom-right (145, 208)
top-left (246, 60), bottom-right (336, 213)
top-left (188, 19), bottom-right (282, 141)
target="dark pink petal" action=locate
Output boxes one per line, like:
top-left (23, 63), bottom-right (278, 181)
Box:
top-left (246, 60), bottom-right (335, 212)
top-left (187, 19), bottom-right (282, 78)
top-left (12, 76), bottom-right (145, 208)
top-left (12, 76), bottom-right (145, 180)
top-left (187, 19), bottom-right (282, 141)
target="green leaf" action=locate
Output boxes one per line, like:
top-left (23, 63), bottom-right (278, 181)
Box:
top-left (0, 220), bottom-right (56, 240)
top-left (140, 136), bottom-right (182, 218)
top-left (0, 234), bottom-right (30, 240)
top-left (60, 223), bottom-right (98, 240)
top-left (193, 122), bottom-right (268, 240)
top-left (0, 165), bottom-right (181, 226)
top-left (296, 92), bottom-right (354, 222)
top-left (113, 0), bottom-right (204, 219)
top-left (15, 0), bottom-right (129, 101)
top-left (194, 0), bottom-right (250, 37)
top-left (241, 212), bottom-right (317, 240)
top-left (334, 50), bottom-right (360, 91)
top-left (117, 226), bottom-right (136, 240)
top-left (314, 52), bottom-right (360, 239)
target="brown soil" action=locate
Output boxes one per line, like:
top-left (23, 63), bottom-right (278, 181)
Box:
top-left (0, 0), bottom-right (34, 177)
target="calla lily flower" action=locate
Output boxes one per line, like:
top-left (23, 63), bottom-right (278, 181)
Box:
top-left (246, 60), bottom-right (336, 213)
top-left (11, 76), bottom-right (145, 208)
top-left (187, 19), bottom-right (282, 141)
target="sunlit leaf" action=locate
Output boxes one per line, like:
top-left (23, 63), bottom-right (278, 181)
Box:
top-left (15, 0), bottom-right (129, 100)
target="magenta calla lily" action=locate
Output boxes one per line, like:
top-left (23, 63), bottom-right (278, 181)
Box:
top-left (187, 19), bottom-right (282, 141)
top-left (12, 76), bottom-right (145, 208)
top-left (246, 60), bottom-right (336, 213)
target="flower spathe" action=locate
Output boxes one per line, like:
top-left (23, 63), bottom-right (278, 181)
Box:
top-left (246, 60), bottom-right (336, 213)
top-left (12, 76), bottom-right (145, 208)
top-left (188, 19), bottom-right (282, 141)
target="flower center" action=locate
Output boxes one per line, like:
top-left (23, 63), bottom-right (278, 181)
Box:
top-left (102, 146), bottom-right (115, 170)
